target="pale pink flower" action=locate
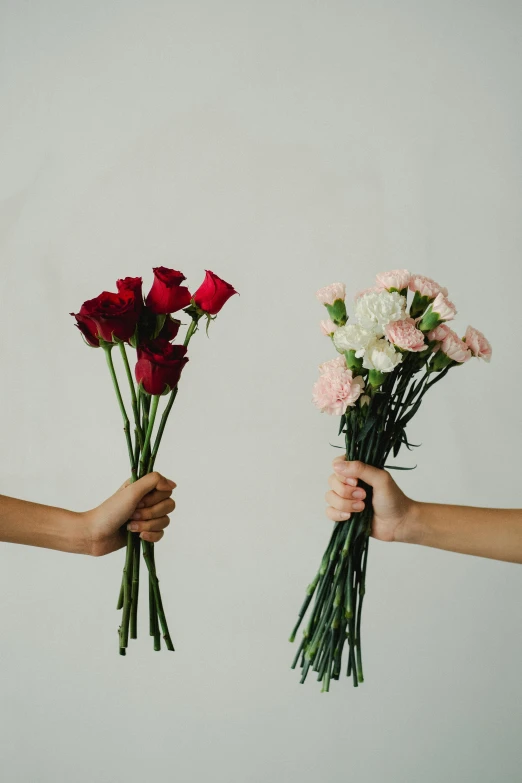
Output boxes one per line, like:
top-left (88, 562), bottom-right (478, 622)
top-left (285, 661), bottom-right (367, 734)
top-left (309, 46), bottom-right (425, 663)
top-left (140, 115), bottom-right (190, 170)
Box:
top-left (431, 292), bottom-right (457, 322)
top-left (409, 274), bottom-right (448, 299)
top-left (319, 355), bottom-right (347, 373)
top-left (440, 329), bottom-right (471, 363)
top-left (320, 319), bottom-right (338, 337)
top-left (464, 326), bottom-right (492, 362)
top-left (385, 318), bottom-right (426, 352)
top-left (312, 364), bottom-right (364, 415)
top-left (316, 282), bottom-right (346, 306)
top-left (376, 269), bottom-right (411, 292)
top-left (354, 285), bottom-right (384, 301)
top-left (427, 324), bottom-right (451, 342)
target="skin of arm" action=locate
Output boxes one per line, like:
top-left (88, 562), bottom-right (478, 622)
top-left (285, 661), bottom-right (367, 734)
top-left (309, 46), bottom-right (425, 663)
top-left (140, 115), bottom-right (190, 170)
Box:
top-left (326, 457), bottom-right (522, 564)
top-left (0, 472), bottom-right (176, 557)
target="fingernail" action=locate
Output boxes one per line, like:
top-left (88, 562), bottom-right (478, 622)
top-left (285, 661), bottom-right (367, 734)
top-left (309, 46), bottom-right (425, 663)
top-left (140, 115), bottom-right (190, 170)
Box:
top-left (127, 522), bottom-right (140, 532)
top-left (168, 480), bottom-right (176, 488)
top-left (131, 511), bottom-right (141, 520)
top-left (352, 489), bottom-right (364, 499)
top-left (333, 464), bottom-right (347, 475)
top-left (345, 478), bottom-right (357, 486)
top-left (339, 512), bottom-right (351, 520)
top-left (353, 501), bottom-right (364, 511)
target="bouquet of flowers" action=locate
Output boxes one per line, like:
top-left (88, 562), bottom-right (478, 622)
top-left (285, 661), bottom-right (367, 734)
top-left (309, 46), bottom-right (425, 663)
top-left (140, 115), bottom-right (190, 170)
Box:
top-left (72, 267), bottom-right (237, 654)
top-left (290, 270), bottom-right (491, 691)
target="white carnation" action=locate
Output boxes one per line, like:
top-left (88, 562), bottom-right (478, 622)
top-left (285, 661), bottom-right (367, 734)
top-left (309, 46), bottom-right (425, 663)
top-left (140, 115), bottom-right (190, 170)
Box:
top-left (355, 290), bottom-right (407, 332)
top-left (362, 338), bottom-right (403, 373)
top-left (333, 323), bottom-right (377, 357)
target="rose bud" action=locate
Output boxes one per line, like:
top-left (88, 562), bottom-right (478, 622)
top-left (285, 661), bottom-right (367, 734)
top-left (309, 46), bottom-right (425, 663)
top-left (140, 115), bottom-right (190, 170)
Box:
top-left (157, 316), bottom-right (181, 342)
top-left (193, 270), bottom-right (238, 315)
top-left (145, 267), bottom-right (192, 314)
top-left (71, 310), bottom-right (100, 347)
top-left (135, 339), bottom-right (189, 395)
top-left (117, 276), bottom-right (144, 315)
top-left (71, 290), bottom-right (139, 344)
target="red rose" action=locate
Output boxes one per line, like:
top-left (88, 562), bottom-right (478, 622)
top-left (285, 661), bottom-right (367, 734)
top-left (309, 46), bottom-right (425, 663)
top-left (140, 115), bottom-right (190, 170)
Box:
top-left (117, 276), bottom-right (143, 314)
top-left (157, 316), bottom-right (181, 342)
top-left (72, 311), bottom-right (100, 347)
top-left (135, 339), bottom-right (189, 395)
top-left (193, 270), bottom-right (237, 315)
top-left (73, 290), bottom-right (139, 344)
top-left (145, 267), bottom-right (192, 314)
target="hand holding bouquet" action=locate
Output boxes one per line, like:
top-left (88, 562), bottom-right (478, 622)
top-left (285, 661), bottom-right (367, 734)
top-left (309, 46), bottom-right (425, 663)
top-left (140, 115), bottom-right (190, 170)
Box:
top-left (290, 271), bottom-right (491, 691)
top-left (72, 268), bottom-right (237, 654)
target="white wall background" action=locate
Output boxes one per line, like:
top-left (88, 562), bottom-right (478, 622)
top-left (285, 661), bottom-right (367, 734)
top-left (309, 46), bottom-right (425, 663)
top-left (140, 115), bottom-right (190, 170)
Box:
top-left (1, 1), bottom-right (521, 781)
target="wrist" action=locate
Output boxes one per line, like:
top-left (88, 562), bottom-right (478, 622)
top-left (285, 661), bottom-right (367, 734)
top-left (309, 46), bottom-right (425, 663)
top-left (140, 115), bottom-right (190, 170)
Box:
top-left (59, 510), bottom-right (93, 555)
top-left (394, 500), bottom-right (424, 545)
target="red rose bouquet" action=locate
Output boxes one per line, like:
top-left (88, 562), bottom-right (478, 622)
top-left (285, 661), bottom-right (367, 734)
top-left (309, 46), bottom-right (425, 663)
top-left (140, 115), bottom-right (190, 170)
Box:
top-left (72, 268), bottom-right (237, 654)
top-left (290, 271), bottom-right (491, 690)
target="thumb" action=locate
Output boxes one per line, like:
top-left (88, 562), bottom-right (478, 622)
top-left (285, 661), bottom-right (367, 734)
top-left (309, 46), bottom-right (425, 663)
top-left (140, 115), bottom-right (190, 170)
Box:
top-left (124, 472), bottom-right (175, 504)
top-left (333, 459), bottom-right (389, 489)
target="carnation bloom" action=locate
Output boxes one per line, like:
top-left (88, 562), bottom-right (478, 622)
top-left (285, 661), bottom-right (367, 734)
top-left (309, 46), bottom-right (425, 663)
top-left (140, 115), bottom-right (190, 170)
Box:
top-left (333, 323), bottom-right (377, 357)
top-left (385, 318), bottom-right (426, 352)
top-left (355, 290), bottom-right (407, 332)
top-left (362, 338), bottom-right (403, 372)
top-left (440, 329), bottom-right (471, 363)
top-left (464, 326), bottom-right (492, 362)
top-left (409, 275), bottom-right (448, 299)
top-left (427, 324), bottom-right (451, 342)
top-left (320, 319), bottom-right (338, 337)
top-left (319, 356), bottom-right (347, 373)
top-left (430, 292), bottom-right (457, 322)
top-left (316, 282), bottom-right (346, 306)
top-left (312, 362), bottom-right (364, 415)
top-left (376, 269), bottom-right (411, 292)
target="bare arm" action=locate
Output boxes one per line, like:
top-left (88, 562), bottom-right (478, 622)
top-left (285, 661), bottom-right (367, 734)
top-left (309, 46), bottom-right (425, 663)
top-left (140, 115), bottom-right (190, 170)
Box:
top-left (0, 472), bottom-right (176, 556)
top-left (326, 457), bottom-right (522, 564)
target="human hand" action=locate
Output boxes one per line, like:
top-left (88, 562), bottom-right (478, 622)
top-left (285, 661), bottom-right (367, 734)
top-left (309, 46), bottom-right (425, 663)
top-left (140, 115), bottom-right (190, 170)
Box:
top-left (325, 457), bottom-right (416, 542)
top-left (81, 472), bottom-right (176, 556)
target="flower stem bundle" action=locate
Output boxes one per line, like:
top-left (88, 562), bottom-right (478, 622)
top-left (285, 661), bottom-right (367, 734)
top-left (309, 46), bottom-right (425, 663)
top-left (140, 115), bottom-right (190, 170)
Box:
top-left (291, 271), bottom-right (491, 690)
top-left (72, 268), bottom-right (237, 653)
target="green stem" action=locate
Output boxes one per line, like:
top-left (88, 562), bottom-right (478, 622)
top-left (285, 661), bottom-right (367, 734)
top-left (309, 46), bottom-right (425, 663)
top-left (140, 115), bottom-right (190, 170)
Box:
top-left (142, 541), bottom-right (174, 651)
top-left (119, 342), bottom-right (144, 452)
top-left (119, 529), bottom-right (135, 649)
top-left (104, 346), bottom-right (136, 482)
top-left (130, 532), bottom-right (140, 639)
top-left (139, 395), bottom-right (160, 478)
top-left (146, 316), bottom-right (200, 473)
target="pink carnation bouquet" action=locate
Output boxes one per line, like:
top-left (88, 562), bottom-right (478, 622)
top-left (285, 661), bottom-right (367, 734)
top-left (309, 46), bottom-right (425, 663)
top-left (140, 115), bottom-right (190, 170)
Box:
top-left (290, 270), bottom-right (491, 691)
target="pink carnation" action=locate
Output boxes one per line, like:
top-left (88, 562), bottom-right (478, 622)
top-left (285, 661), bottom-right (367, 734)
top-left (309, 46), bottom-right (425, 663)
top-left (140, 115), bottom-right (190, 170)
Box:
top-left (431, 292), bottom-right (457, 322)
top-left (316, 282), bottom-right (346, 306)
top-left (319, 356), bottom-right (347, 373)
top-left (427, 324), bottom-right (451, 342)
top-left (409, 274), bottom-right (448, 299)
top-left (320, 319), bottom-right (338, 337)
top-left (376, 269), bottom-right (411, 292)
top-left (354, 285), bottom-right (384, 301)
top-left (385, 318), bottom-right (426, 352)
top-left (312, 363), bottom-right (364, 415)
top-left (440, 329), bottom-right (471, 363)
top-left (464, 326), bottom-right (492, 362)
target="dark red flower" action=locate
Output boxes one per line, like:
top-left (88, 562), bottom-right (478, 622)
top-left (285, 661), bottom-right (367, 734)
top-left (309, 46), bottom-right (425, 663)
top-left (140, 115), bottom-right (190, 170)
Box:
top-left (135, 339), bottom-right (189, 395)
top-left (117, 276), bottom-right (143, 315)
top-left (145, 267), bottom-right (192, 314)
top-left (193, 270), bottom-right (237, 315)
top-left (72, 311), bottom-right (100, 347)
top-left (157, 316), bottom-right (181, 342)
top-left (72, 290), bottom-right (139, 344)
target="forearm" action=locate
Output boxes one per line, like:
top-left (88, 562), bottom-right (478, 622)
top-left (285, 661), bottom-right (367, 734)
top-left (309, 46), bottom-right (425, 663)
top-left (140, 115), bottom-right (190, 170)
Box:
top-left (399, 501), bottom-right (522, 564)
top-left (0, 495), bottom-right (87, 554)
